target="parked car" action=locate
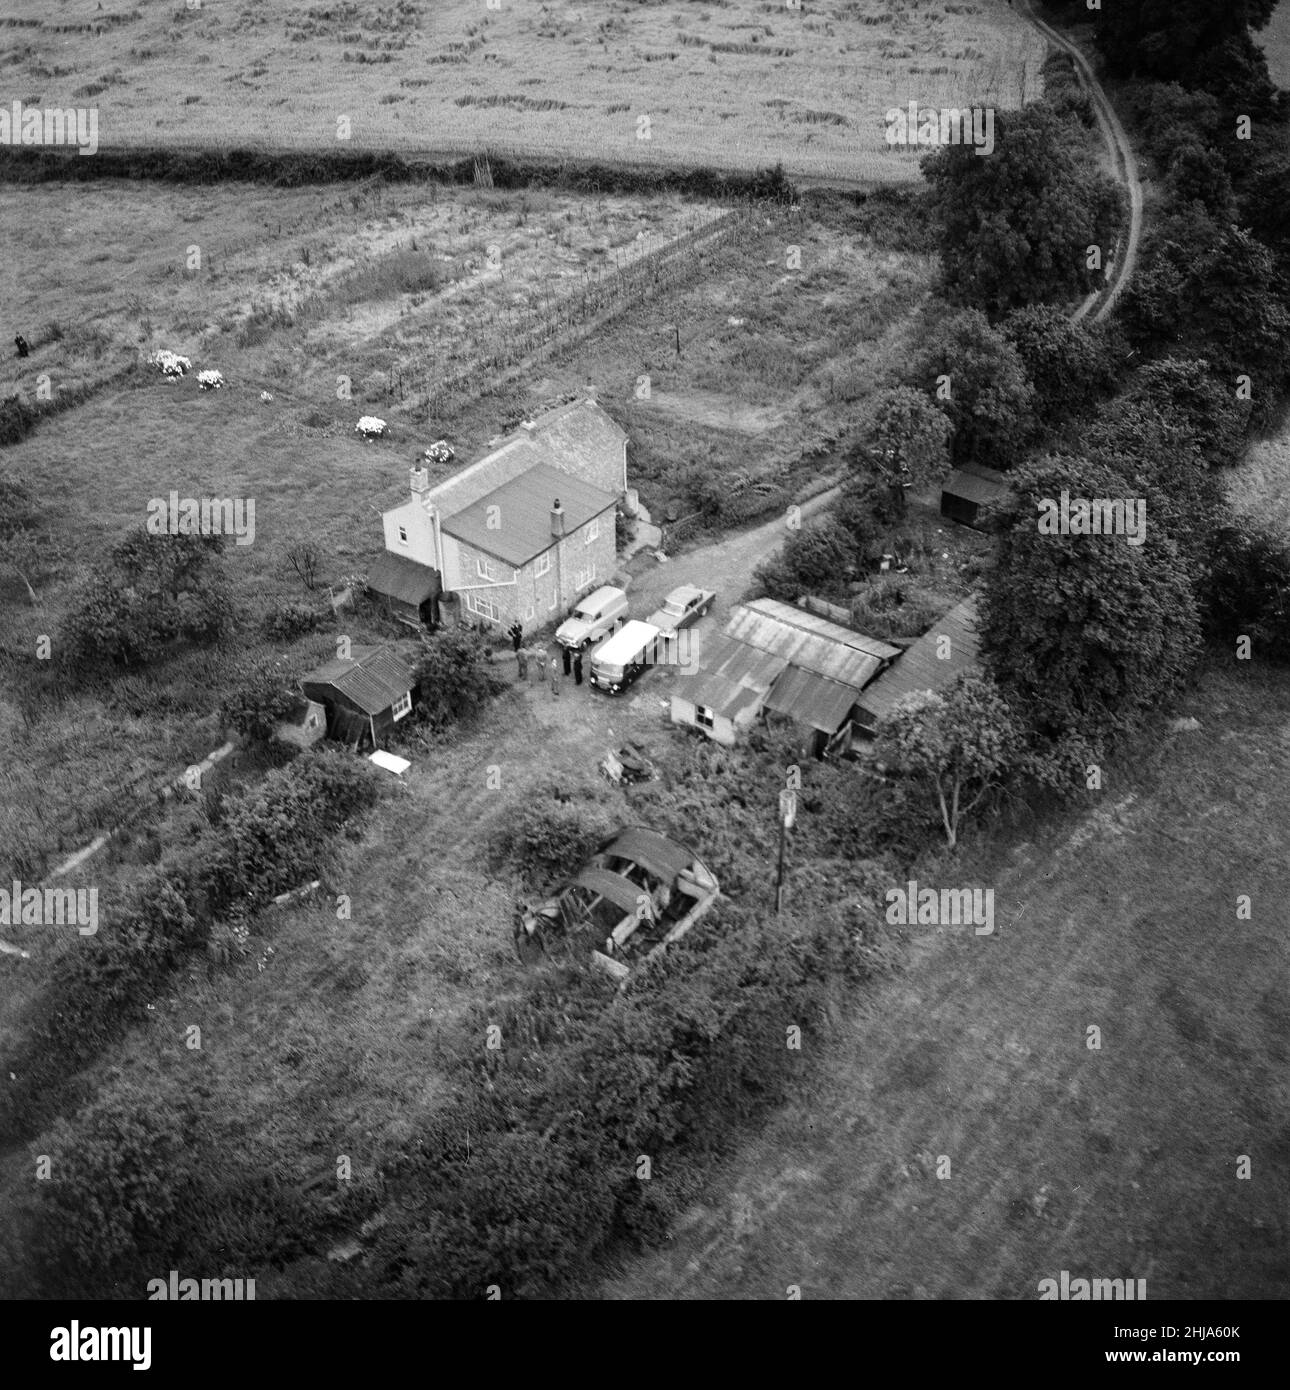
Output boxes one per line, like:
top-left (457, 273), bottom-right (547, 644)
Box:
top-left (555, 585), bottom-right (629, 650)
top-left (514, 826), bottom-right (720, 983)
top-left (645, 584), bottom-right (715, 637)
top-left (588, 619), bottom-right (661, 695)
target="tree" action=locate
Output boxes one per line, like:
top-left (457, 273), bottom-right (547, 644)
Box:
top-left (979, 456), bottom-right (1203, 756)
top-left (1165, 139), bottom-right (1238, 218)
top-left (1120, 357), bottom-right (1250, 468)
top-left (911, 308), bottom-right (1036, 468)
top-left (411, 627), bottom-right (507, 730)
top-left (1095, 0), bottom-right (1281, 112)
top-left (751, 516), bottom-right (859, 601)
top-left (855, 387), bottom-right (952, 515)
top-left (63, 530), bottom-right (234, 672)
top-left (1002, 306), bottom-right (1115, 426)
top-left (874, 675), bottom-right (1018, 848)
top-left (1121, 211), bottom-right (1290, 416)
top-left (285, 539), bottom-right (322, 592)
top-left (220, 661), bottom-right (301, 743)
top-left (921, 104), bottom-right (1121, 318)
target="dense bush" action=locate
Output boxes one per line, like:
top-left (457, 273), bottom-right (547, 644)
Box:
top-left (412, 627), bottom-right (508, 731)
top-left (1204, 522), bottom-right (1290, 662)
top-left (220, 661), bottom-right (301, 742)
top-left (751, 515), bottom-right (860, 602)
top-left (202, 751), bottom-right (382, 916)
top-left (62, 531), bottom-right (234, 673)
top-left (493, 793), bottom-right (616, 888)
top-left (264, 600), bottom-right (325, 641)
top-left (30, 1085), bottom-right (198, 1297)
top-left (1001, 306), bottom-right (1117, 426)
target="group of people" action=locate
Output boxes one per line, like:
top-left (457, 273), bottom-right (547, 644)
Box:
top-left (508, 621), bottom-right (583, 697)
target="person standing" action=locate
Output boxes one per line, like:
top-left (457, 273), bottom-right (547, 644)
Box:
top-left (562, 643), bottom-right (572, 677)
top-left (549, 656), bottom-right (560, 698)
top-left (516, 645), bottom-right (528, 681)
top-left (508, 620), bottom-right (523, 653)
top-left (573, 650), bottom-right (584, 687)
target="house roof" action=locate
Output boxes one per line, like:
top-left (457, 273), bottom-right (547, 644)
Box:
top-left (440, 459), bottom-right (616, 567)
top-left (724, 599), bottom-right (900, 690)
top-left (367, 551), bottom-right (441, 605)
top-left (942, 467), bottom-right (1012, 507)
top-left (302, 645), bottom-right (415, 717)
top-left (528, 393), bottom-right (628, 465)
top-left (763, 664), bottom-right (859, 733)
top-left (855, 598), bottom-right (982, 727)
top-left (683, 632), bottom-right (788, 722)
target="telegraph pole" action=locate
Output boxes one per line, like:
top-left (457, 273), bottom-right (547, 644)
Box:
top-left (776, 788), bottom-right (796, 915)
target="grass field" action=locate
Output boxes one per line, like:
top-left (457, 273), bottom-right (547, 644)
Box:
top-left (0, 0), bottom-right (1045, 181)
top-left (1257, 1), bottom-right (1290, 89)
top-left (589, 663), bottom-right (1290, 1300)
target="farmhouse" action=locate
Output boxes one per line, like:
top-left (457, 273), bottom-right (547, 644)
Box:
top-left (671, 598), bottom-right (899, 757)
top-left (299, 645), bottom-right (417, 750)
top-left (852, 598), bottom-right (982, 737)
top-left (372, 394), bottom-right (628, 635)
top-left (941, 465), bottom-right (1013, 531)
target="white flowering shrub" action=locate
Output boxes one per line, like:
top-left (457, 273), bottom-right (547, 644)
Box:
top-left (197, 369), bottom-right (224, 391)
top-left (148, 349), bottom-right (191, 378)
top-left (356, 415), bottom-right (388, 439)
top-left (423, 439), bottom-right (454, 466)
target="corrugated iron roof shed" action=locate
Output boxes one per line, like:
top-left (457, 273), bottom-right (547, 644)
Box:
top-left (367, 551), bottom-right (440, 606)
top-left (440, 458), bottom-right (616, 566)
top-left (303, 645), bottom-right (415, 716)
top-left (764, 665), bottom-right (858, 733)
top-left (725, 599), bottom-right (899, 689)
top-left (855, 598), bottom-right (981, 727)
top-left (683, 631), bottom-right (787, 722)
top-left (942, 467), bottom-right (1012, 506)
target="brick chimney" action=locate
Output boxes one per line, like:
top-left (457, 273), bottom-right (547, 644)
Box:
top-left (550, 498), bottom-right (565, 538)
top-left (410, 465), bottom-right (430, 498)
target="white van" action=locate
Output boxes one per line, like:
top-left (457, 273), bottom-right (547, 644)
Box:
top-left (589, 620), bottom-right (662, 695)
top-left (555, 585), bottom-right (629, 651)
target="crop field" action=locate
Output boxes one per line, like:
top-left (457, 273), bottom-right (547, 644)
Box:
top-left (1, 0), bottom-right (1045, 181)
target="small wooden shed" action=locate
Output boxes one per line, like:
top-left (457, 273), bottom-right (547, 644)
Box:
top-left (300, 645), bottom-right (417, 750)
top-left (940, 466), bottom-right (1013, 531)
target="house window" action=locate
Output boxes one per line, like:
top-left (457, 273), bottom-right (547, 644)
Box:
top-left (476, 556), bottom-right (493, 580)
top-left (549, 590), bottom-right (559, 610)
top-left (696, 705), bottom-right (715, 731)
top-left (468, 593), bottom-right (501, 622)
top-left (585, 516), bottom-right (599, 545)
top-left (577, 563), bottom-right (596, 589)
top-left (397, 526), bottom-right (408, 545)
top-left (524, 605), bottom-right (535, 621)
top-left (391, 691), bottom-right (412, 722)
top-left (534, 551), bottom-right (552, 577)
